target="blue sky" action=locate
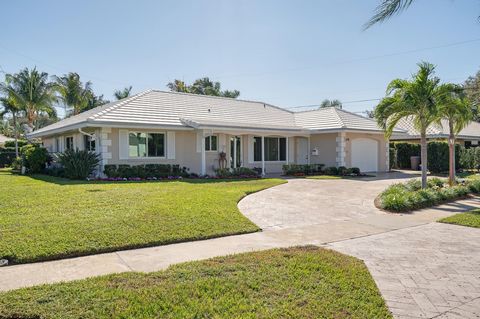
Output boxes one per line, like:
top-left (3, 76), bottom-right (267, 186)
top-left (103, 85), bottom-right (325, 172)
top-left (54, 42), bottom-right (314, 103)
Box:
top-left (1, 0), bottom-right (479, 116)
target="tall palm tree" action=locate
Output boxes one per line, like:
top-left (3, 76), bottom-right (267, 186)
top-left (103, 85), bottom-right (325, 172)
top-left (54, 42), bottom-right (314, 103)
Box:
top-left (437, 85), bottom-right (473, 185)
top-left (374, 62), bottom-right (443, 188)
top-left (0, 95), bottom-right (21, 156)
top-left (114, 86), bottom-right (132, 100)
top-left (53, 72), bottom-right (92, 115)
top-left (2, 68), bottom-right (57, 130)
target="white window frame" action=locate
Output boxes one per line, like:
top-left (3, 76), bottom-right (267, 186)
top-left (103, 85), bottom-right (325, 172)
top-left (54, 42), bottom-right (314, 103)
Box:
top-left (205, 135), bottom-right (218, 152)
top-left (65, 136), bottom-right (74, 150)
top-left (253, 136), bottom-right (287, 163)
top-left (128, 131), bottom-right (166, 159)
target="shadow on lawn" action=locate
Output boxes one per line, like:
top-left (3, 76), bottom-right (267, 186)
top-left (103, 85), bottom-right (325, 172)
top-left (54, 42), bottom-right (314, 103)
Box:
top-left (23, 172), bottom-right (272, 186)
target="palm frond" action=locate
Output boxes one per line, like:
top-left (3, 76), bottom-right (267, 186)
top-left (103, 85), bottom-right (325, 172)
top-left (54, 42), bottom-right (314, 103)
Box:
top-left (364, 0), bottom-right (415, 29)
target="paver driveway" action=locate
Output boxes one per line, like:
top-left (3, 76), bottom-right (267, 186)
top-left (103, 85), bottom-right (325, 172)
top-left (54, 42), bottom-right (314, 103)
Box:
top-left (1, 171), bottom-right (479, 319)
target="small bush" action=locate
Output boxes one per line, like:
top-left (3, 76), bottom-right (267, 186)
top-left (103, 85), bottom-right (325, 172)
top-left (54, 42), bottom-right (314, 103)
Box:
top-left (10, 157), bottom-right (22, 171)
top-left (282, 164), bottom-right (324, 176)
top-left (337, 166), bottom-right (348, 176)
top-left (215, 167), bottom-right (258, 178)
top-left (379, 177), bottom-right (470, 212)
top-left (468, 179), bottom-right (480, 193)
top-left (21, 144), bottom-right (49, 173)
top-left (4, 139), bottom-right (28, 148)
top-left (104, 164), bottom-right (119, 178)
top-left (0, 151), bottom-right (16, 168)
top-left (323, 166), bottom-right (338, 175)
top-left (58, 149), bottom-right (100, 180)
top-left (347, 167), bottom-right (361, 175)
top-left (104, 164), bottom-right (189, 179)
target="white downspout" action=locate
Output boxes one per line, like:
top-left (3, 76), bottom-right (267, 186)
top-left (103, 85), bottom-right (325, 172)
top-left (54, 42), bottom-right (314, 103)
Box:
top-left (285, 136), bottom-right (289, 164)
top-left (201, 131), bottom-right (206, 176)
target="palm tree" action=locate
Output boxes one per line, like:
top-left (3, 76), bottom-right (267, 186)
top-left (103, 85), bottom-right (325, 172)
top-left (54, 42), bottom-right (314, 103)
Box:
top-left (364, 0), bottom-right (414, 29)
top-left (374, 62), bottom-right (443, 188)
top-left (319, 99), bottom-right (343, 109)
top-left (53, 72), bottom-right (92, 115)
top-left (0, 95), bottom-right (21, 156)
top-left (437, 85), bottom-right (473, 185)
top-left (167, 80), bottom-right (190, 93)
top-left (2, 68), bottom-right (57, 130)
top-left (114, 86), bottom-right (132, 100)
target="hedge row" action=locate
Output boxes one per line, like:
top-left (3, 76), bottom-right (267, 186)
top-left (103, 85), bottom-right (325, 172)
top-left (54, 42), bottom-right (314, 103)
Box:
top-left (391, 142), bottom-right (461, 173)
top-left (104, 164), bottom-right (189, 178)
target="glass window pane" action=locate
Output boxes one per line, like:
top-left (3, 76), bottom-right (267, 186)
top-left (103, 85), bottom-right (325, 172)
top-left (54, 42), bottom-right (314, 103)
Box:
top-left (211, 135), bottom-right (218, 151)
top-left (148, 133), bottom-right (165, 157)
top-left (205, 136), bottom-right (211, 151)
top-left (265, 137), bottom-right (279, 161)
top-left (279, 138), bottom-right (286, 161)
top-left (129, 132), bottom-right (147, 157)
top-left (254, 137), bottom-right (262, 161)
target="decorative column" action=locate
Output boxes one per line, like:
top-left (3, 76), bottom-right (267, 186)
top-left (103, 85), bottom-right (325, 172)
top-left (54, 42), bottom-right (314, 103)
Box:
top-left (201, 130), bottom-right (206, 176)
top-left (285, 137), bottom-right (289, 164)
top-left (261, 135), bottom-right (265, 177)
top-left (99, 127), bottom-right (112, 177)
top-left (336, 132), bottom-right (346, 167)
top-left (386, 140), bottom-right (390, 172)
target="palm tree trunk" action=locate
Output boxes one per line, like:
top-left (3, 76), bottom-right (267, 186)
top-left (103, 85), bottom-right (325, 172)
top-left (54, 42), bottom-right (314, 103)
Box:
top-left (12, 112), bottom-right (18, 158)
top-left (420, 131), bottom-right (428, 189)
top-left (448, 121), bottom-right (455, 186)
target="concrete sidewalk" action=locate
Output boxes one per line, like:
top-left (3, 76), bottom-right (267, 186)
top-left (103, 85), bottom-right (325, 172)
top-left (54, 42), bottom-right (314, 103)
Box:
top-left (1, 195), bottom-right (479, 292)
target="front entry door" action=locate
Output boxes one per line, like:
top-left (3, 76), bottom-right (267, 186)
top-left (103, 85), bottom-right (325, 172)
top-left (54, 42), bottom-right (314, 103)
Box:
top-left (230, 136), bottom-right (242, 168)
top-left (296, 137), bottom-right (309, 164)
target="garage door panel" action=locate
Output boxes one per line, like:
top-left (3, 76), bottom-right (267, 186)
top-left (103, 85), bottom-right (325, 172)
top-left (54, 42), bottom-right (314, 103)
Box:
top-left (351, 138), bottom-right (378, 172)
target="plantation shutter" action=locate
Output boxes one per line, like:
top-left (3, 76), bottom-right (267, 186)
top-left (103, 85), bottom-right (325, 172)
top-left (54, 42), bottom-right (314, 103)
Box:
top-left (119, 129), bottom-right (129, 160)
top-left (167, 131), bottom-right (176, 159)
top-left (248, 135), bottom-right (254, 164)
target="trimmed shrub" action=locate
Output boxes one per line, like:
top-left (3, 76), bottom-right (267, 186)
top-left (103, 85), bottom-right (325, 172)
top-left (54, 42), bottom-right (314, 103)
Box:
top-left (394, 143), bottom-right (420, 169)
top-left (104, 164), bottom-right (119, 178)
top-left (459, 147), bottom-right (480, 171)
top-left (337, 166), bottom-right (348, 176)
top-left (21, 144), bottom-right (49, 173)
top-left (282, 164), bottom-right (324, 176)
top-left (389, 144), bottom-right (396, 169)
top-left (0, 151), bottom-right (16, 168)
top-left (323, 166), bottom-right (338, 175)
top-left (4, 139), bottom-right (28, 148)
top-left (347, 167), bottom-right (361, 175)
top-left (215, 167), bottom-right (258, 178)
top-left (379, 177), bottom-right (471, 212)
top-left (57, 149), bottom-right (100, 180)
top-left (10, 157), bottom-right (22, 171)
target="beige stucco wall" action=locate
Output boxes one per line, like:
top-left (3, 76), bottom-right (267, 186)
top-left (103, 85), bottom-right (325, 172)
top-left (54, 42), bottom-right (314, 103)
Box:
top-left (344, 132), bottom-right (388, 172)
top-left (309, 133), bottom-right (338, 167)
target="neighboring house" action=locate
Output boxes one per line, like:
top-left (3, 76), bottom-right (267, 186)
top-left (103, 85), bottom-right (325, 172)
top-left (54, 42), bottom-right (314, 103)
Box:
top-left (0, 134), bottom-right (13, 147)
top-left (28, 90), bottom-right (402, 175)
top-left (391, 117), bottom-right (480, 147)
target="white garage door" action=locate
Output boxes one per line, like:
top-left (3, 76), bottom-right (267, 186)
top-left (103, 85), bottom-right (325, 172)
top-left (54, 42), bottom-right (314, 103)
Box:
top-left (351, 138), bottom-right (378, 172)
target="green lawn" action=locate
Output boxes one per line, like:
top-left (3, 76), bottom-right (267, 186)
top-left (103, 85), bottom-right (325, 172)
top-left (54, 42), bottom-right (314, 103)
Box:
top-left (439, 209), bottom-right (480, 228)
top-left (0, 169), bottom-right (284, 264)
top-left (0, 247), bottom-right (392, 319)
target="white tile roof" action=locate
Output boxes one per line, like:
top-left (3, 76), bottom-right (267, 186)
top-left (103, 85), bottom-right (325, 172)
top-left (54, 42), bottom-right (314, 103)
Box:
top-left (29, 90), bottom-right (390, 137)
top-left (392, 116), bottom-right (480, 140)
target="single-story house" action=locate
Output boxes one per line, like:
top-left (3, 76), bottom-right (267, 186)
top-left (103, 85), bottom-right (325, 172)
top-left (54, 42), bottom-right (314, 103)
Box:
top-left (391, 117), bottom-right (480, 147)
top-left (28, 90), bottom-right (403, 175)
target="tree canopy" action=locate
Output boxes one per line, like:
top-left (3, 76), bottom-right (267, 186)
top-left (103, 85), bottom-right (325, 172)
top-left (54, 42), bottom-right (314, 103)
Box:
top-left (319, 99), bottom-right (342, 109)
top-left (114, 86), bottom-right (132, 100)
top-left (167, 77), bottom-right (240, 98)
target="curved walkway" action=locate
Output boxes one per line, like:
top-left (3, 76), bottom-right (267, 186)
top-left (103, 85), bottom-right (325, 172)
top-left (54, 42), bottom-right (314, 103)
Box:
top-left (1, 172), bottom-right (479, 318)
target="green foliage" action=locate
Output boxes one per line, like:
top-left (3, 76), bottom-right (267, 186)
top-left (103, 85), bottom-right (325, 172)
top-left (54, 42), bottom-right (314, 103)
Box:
top-left (167, 77), bottom-right (240, 98)
top-left (104, 164), bottom-right (189, 178)
top-left (0, 170), bottom-right (284, 263)
top-left (393, 142), bottom-right (461, 172)
top-left (337, 166), bottom-right (348, 175)
top-left (3, 139), bottom-right (28, 148)
top-left (393, 143), bottom-right (420, 169)
top-left (348, 167), bottom-right (361, 175)
top-left (10, 157), bottom-right (22, 171)
top-left (389, 145), bottom-right (396, 169)
top-left (282, 164), bottom-right (324, 176)
top-left (215, 167), bottom-right (258, 178)
top-left (439, 209), bottom-right (480, 228)
top-left (0, 247), bottom-right (391, 318)
top-left (379, 177), bottom-right (471, 212)
top-left (21, 144), bottom-right (48, 173)
top-left (323, 166), bottom-right (339, 175)
top-left (0, 151), bottom-right (15, 167)
top-left (57, 149), bottom-right (100, 179)
top-left (459, 147), bottom-right (480, 170)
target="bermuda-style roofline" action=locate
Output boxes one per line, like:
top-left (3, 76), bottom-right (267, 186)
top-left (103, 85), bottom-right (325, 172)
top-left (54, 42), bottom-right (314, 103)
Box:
top-left (28, 90), bottom-right (401, 138)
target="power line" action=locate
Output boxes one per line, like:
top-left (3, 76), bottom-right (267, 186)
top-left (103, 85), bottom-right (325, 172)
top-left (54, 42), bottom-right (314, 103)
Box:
top-left (213, 37), bottom-right (480, 80)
